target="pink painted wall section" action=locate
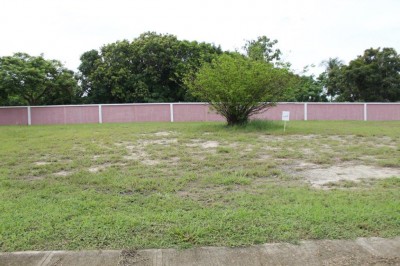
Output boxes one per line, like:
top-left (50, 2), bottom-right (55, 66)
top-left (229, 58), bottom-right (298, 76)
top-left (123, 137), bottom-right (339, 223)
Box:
top-left (31, 106), bottom-right (99, 125)
top-left (367, 104), bottom-right (400, 120)
top-left (102, 104), bottom-right (170, 123)
top-left (173, 103), bottom-right (305, 122)
top-left (252, 103), bottom-right (305, 120)
top-left (0, 108), bottom-right (28, 125)
top-left (307, 104), bottom-right (364, 120)
top-left (173, 104), bottom-right (224, 122)
top-left (205, 105), bottom-right (225, 121)
top-left (1, 103), bottom-right (400, 125)
top-left (173, 104), bottom-right (205, 122)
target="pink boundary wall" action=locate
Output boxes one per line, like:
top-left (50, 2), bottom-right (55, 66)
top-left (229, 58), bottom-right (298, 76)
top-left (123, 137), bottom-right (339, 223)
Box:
top-left (173, 104), bottom-right (224, 122)
top-left (367, 104), bottom-right (400, 121)
top-left (102, 104), bottom-right (170, 123)
top-left (253, 103), bottom-right (305, 120)
top-left (31, 106), bottom-right (99, 125)
top-left (307, 103), bottom-right (364, 120)
top-left (0, 103), bottom-right (399, 125)
top-left (0, 107), bottom-right (28, 125)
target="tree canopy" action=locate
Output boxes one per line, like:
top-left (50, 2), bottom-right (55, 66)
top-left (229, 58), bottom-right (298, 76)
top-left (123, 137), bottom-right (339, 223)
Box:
top-left (185, 53), bottom-right (293, 125)
top-left (243, 36), bottom-right (326, 102)
top-left (0, 53), bottom-right (79, 106)
top-left (243, 36), bottom-right (282, 64)
top-left (1, 33), bottom-right (399, 107)
top-left (78, 32), bottom-right (223, 104)
top-left (284, 73), bottom-right (327, 102)
top-left (323, 48), bottom-right (400, 102)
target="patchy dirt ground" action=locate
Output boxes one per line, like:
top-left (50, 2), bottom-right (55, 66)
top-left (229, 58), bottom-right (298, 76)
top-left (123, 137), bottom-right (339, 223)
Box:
top-left (28, 131), bottom-right (399, 190)
top-left (256, 134), bottom-right (400, 189)
top-left (111, 132), bottom-right (399, 190)
top-left (300, 164), bottom-right (400, 189)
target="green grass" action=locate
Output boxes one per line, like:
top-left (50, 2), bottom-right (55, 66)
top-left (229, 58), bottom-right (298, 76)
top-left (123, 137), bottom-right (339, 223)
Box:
top-left (0, 121), bottom-right (399, 251)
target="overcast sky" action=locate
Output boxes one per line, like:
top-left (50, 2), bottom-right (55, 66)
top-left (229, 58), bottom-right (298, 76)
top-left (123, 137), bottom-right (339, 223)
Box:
top-left (1, 0), bottom-right (399, 75)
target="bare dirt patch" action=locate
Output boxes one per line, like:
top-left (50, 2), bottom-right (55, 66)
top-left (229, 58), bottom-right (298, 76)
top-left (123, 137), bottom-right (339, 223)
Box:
top-left (169, 156), bottom-right (180, 165)
top-left (153, 131), bottom-right (176, 137)
top-left (186, 140), bottom-right (220, 149)
top-left (202, 141), bottom-right (219, 149)
top-left (257, 154), bottom-right (272, 161)
top-left (88, 163), bottom-right (126, 173)
top-left (326, 135), bottom-right (358, 143)
top-left (139, 138), bottom-right (178, 146)
top-left (88, 165), bottom-right (108, 173)
top-left (141, 159), bottom-right (160, 166)
top-left (291, 134), bottom-right (321, 140)
top-left (114, 142), bottom-right (126, 147)
top-left (301, 148), bottom-right (314, 155)
top-left (268, 132), bottom-right (400, 189)
top-left (72, 144), bottom-right (86, 152)
top-left (123, 154), bottom-right (140, 160)
top-left (54, 171), bottom-right (73, 177)
top-left (23, 175), bottom-right (45, 181)
top-left (34, 161), bottom-right (50, 166)
top-left (301, 164), bottom-right (400, 189)
top-left (116, 138), bottom-right (180, 166)
top-left (123, 149), bottom-right (147, 161)
top-left (258, 135), bottom-right (286, 142)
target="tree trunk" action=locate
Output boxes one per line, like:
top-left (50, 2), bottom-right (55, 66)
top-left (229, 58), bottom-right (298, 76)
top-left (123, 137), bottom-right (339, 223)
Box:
top-left (226, 114), bottom-right (249, 126)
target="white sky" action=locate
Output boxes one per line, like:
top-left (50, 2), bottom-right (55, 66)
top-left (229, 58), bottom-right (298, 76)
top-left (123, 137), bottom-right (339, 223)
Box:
top-left (1, 0), bottom-right (399, 75)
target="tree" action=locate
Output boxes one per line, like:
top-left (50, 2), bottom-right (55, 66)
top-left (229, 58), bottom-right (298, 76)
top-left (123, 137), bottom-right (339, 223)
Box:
top-left (0, 84), bottom-right (7, 105)
top-left (77, 49), bottom-right (106, 103)
top-left (324, 48), bottom-right (400, 102)
top-left (78, 32), bottom-right (223, 103)
top-left (284, 73), bottom-right (327, 102)
top-left (244, 36), bottom-right (326, 102)
top-left (185, 54), bottom-right (292, 125)
top-left (243, 36), bottom-right (282, 64)
top-left (319, 58), bottom-right (344, 101)
top-left (0, 53), bottom-right (80, 105)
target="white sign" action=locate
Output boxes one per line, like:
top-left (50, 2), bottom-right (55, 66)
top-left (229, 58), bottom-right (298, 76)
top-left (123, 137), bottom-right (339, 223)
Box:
top-left (282, 111), bottom-right (290, 121)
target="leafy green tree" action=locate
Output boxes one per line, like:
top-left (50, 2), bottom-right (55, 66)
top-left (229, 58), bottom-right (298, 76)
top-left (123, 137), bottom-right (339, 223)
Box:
top-left (185, 54), bottom-right (292, 125)
top-left (78, 41), bottom-right (142, 104)
top-left (0, 53), bottom-right (80, 105)
top-left (324, 48), bottom-right (400, 102)
top-left (0, 85), bottom-right (7, 105)
top-left (319, 58), bottom-right (344, 101)
top-left (78, 49), bottom-right (107, 103)
top-left (78, 32), bottom-right (222, 103)
top-left (284, 73), bottom-right (327, 102)
top-left (243, 36), bottom-right (282, 64)
top-left (244, 36), bottom-right (326, 102)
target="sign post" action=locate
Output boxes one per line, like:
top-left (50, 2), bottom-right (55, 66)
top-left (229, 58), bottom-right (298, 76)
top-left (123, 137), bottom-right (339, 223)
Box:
top-left (282, 111), bottom-right (290, 132)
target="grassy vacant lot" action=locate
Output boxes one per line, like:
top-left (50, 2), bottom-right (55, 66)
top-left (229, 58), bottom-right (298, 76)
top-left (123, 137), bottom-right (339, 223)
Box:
top-left (0, 121), bottom-right (399, 251)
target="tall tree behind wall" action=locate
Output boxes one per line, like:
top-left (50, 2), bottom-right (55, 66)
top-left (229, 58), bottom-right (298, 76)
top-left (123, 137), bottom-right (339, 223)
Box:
top-left (0, 53), bottom-right (80, 106)
top-left (323, 48), bottom-right (400, 102)
top-left (243, 36), bottom-right (327, 102)
top-left (78, 32), bottom-right (223, 104)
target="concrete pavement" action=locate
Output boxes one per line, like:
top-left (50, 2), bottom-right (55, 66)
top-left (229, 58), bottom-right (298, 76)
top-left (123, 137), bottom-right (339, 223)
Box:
top-left (1, 237), bottom-right (399, 266)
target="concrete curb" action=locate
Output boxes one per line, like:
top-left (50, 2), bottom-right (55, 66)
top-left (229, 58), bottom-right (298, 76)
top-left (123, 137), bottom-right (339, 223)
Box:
top-left (1, 237), bottom-right (399, 266)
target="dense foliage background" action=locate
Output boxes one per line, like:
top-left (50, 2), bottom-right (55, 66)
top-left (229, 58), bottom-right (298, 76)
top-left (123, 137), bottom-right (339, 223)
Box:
top-left (1, 32), bottom-right (399, 106)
